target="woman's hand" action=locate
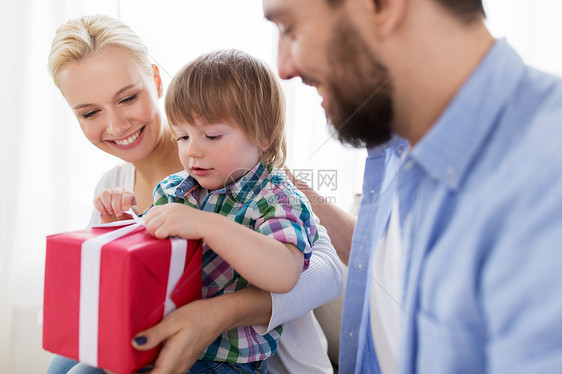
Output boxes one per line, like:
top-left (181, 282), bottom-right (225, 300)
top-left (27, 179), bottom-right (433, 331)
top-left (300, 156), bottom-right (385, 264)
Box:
top-left (131, 287), bottom-right (273, 374)
top-left (131, 299), bottom-right (220, 374)
top-left (93, 187), bottom-right (138, 223)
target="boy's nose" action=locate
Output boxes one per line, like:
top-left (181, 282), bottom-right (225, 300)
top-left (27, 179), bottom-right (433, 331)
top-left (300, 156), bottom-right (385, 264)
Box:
top-left (186, 139), bottom-right (204, 158)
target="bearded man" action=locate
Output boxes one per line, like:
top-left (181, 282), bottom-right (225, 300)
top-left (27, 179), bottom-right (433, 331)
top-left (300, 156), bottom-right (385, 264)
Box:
top-left (264, 0), bottom-right (562, 373)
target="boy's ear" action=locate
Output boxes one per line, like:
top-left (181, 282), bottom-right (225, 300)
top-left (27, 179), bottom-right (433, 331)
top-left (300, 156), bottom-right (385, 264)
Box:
top-left (153, 65), bottom-right (164, 98)
top-left (259, 136), bottom-right (273, 152)
top-left (259, 142), bottom-right (270, 152)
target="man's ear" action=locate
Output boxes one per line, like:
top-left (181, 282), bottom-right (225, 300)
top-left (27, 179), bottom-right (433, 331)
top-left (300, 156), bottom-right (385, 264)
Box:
top-left (153, 64), bottom-right (164, 98)
top-left (369, 0), bottom-right (407, 39)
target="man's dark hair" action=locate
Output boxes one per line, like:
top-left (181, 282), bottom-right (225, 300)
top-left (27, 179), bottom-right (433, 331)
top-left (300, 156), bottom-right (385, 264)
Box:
top-left (326, 0), bottom-right (485, 23)
top-left (436, 0), bottom-right (485, 22)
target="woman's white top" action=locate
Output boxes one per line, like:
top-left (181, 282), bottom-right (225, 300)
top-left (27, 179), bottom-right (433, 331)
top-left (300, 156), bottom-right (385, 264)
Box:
top-left (90, 163), bottom-right (343, 373)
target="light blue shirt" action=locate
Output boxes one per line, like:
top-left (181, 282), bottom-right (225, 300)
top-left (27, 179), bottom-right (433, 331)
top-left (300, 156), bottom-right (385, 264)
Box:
top-left (339, 39), bottom-right (562, 373)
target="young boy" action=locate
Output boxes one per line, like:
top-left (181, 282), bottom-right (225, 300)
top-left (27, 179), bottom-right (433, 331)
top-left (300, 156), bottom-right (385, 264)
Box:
top-left (95, 49), bottom-right (318, 373)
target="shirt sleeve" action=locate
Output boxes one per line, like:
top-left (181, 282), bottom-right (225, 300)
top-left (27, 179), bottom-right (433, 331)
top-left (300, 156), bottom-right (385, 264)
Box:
top-left (483, 174), bottom-right (562, 372)
top-left (253, 213), bottom-right (345, 335)
top-left (254, 186), bottom-right (319, 268)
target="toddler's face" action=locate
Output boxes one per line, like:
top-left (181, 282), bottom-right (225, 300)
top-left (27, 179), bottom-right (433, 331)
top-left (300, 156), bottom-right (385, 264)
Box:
top-left (172, 119), bottom-right (261, 191)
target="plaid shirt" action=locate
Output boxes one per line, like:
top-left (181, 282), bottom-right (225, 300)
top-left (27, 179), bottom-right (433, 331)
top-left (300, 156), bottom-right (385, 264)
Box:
top-left (153, 162), bottom-right (318, 363)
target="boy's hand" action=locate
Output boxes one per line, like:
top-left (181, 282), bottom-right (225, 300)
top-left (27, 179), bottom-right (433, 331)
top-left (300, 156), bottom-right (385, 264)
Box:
top-left (93, 187), bottom-right (138, 223)
top-left (144, 204), bottom-right (206, 240)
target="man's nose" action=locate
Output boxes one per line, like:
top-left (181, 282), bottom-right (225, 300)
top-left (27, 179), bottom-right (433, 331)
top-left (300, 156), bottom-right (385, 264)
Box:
top-left (277, 37), bottom-right (299, 80)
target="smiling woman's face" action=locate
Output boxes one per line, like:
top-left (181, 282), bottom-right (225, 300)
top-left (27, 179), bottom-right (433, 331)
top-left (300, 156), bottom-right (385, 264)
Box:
top-left (58, 47), bottom-right (165, 163)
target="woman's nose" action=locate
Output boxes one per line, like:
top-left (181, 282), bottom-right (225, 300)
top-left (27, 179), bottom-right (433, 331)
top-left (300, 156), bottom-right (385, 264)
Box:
top-left (106, 110), bottom-right (131, 136)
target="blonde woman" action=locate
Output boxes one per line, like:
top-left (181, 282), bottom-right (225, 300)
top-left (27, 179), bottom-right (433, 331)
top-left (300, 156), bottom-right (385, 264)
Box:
top-left (46, 14), bottom-right (343, 374)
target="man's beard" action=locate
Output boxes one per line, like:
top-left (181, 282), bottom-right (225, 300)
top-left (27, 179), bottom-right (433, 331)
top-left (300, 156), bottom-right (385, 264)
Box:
top-left (324, 18), bottom-right (394, 148)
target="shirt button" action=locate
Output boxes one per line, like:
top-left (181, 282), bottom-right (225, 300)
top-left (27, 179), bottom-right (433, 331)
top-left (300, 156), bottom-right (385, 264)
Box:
top-left (370, 189), bottom-right (376, 195)
top-left (403, 159), bottom-right (414, 170)
top-left (358, 264), bottom-right (363, 269)
top-left (446, 166), bottom-right (458, 186)
top-left (396, 144), bottom-right (406, 156)
top-left (349, 332), bottom-right (353, 337)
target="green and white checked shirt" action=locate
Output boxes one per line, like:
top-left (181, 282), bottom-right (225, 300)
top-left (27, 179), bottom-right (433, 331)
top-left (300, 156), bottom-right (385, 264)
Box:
top-left (153, 162), bottom-right (318, 363)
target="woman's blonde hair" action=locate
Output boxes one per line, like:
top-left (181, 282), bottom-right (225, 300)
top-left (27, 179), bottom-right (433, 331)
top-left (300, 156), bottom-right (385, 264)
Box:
top-left (165, 49), bottom-right (287, 168)
top-left (48, 14), bottom-right (152, 88)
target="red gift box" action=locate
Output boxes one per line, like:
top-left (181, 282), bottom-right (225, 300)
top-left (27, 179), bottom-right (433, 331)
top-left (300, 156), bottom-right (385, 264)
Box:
top-left (43, 220), bottom-right (202, 373)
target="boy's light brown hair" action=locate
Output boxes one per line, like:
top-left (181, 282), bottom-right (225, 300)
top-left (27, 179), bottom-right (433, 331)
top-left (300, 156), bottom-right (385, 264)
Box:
top-left (165, 49), bottom-right (287, 168)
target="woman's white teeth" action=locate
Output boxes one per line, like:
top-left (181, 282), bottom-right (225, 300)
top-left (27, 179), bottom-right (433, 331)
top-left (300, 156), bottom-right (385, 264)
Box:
top-left (114, 129), bottom-right (142, 146)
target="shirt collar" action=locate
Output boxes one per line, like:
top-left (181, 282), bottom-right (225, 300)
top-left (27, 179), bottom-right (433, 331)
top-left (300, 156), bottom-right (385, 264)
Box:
top-left (367, 133), bottom-right (409, 159)
top-left (172, 162), bottom-right (270, 202)
top-left (409, 39), bottom-right (527, 190)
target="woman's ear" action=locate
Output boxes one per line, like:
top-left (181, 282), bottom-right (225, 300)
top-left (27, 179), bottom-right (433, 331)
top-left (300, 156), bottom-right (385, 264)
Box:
top-left (153, 65), bottom-right (163, 98)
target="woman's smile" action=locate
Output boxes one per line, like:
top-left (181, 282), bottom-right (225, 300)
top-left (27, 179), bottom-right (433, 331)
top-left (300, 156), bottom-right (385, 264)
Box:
top-left (110, 126), bottom-right (146, 149)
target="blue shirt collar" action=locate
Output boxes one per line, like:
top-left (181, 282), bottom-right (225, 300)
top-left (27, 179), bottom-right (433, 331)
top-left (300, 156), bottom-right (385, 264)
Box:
top-left (410, 39), bottom-right (526, 190)
top-left (366, 134), bottom-right (408, 159)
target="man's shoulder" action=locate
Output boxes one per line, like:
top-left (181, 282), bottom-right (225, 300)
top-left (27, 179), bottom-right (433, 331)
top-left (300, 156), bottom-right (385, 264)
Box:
top-left (501, 68), bottom-right (562, 176)
top-left (473, 67), bottom-right (562, 184)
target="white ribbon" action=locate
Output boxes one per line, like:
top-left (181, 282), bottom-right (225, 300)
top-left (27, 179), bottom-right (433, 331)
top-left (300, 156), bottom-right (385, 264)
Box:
top-left (79, 211), bottom-right (186, 366)
top-left (164, 238), bottom-right (187, 317)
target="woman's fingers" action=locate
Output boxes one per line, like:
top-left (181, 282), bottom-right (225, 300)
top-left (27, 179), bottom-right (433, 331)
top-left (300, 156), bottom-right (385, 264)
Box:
top-left (94, 188), bottom-right (137, 223)
top-left (132, 310), bottom-right (181, 352)
top-left (110, 188), bottom-right (136, 217)
top-left (131, 299), bottom-right (224, 374)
